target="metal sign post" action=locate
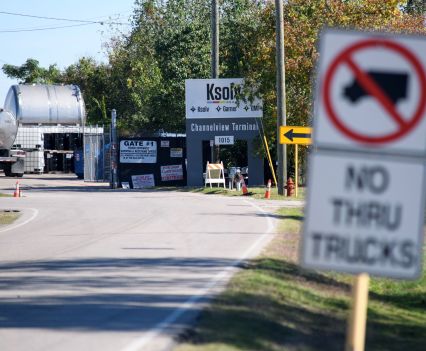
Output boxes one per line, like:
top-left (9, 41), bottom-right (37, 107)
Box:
top-left (280, 125), bottom-right (312, 196)
top-left (294, 144), bottom-right (298, 197)
top-left (111, 109), bottom-right (118, 189)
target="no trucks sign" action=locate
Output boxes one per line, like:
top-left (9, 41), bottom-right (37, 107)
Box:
top-left (303, 152), bottom-right (425, 279)
top-left (302, 29), bottom-right (426, 279)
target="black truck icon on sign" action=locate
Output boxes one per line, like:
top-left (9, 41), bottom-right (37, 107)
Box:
top-left (343, 71), bottom-right (409, 105)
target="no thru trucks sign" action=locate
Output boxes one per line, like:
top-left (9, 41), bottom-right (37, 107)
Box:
top-left (302, 152), bottom-right (425, 279)
top-left (302, 29), bottom-right (426, 279)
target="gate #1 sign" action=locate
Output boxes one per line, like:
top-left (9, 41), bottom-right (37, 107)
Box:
top-left (120, 140), bottom-right (157, 163)
top-left (313, 29), bottom-right (426, 155)
top-left (303, 29), bottom-right (426, 280)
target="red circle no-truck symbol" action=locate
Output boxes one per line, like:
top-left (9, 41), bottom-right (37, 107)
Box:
top-left (323, 39), bottom-right (426, 144)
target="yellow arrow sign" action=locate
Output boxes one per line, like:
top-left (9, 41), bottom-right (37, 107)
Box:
top-left (280, 126), bottom-right (312, 145)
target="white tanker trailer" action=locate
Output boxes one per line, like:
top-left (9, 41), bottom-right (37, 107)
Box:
top-left (0, 84), bottom-right (85, 177)
top-left (0, 109), bottom-right (23, 177)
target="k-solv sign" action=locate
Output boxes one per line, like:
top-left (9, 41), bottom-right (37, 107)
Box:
top-left (185, 78), bottom-right (262, 118)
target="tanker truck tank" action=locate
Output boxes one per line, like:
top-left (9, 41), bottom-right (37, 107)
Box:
top-left (0, 109), bottom-right (18, 150)
top-left (1, 84), bottom-right (85, 177)
top-left (0, 109), bottom-right (23, 177)
top-left (4, 84), bottom-right (86, 125)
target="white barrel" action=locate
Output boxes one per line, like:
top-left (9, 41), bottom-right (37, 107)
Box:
top-left (4, 84), bottom-right (86, 125)
top-left (0, 109), bottom-right (18, 150)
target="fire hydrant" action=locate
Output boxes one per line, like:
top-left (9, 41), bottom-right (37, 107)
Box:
top-left (286, 178), bottom-right (295, 197)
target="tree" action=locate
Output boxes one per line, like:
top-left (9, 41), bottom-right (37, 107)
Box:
top-left (2, 58), bottom-right (60, 84)
top-left (105, 0), bottom-right (212, 133)
top-left (103, 0), bottom-right (425, 177)
top-left (59, 57), bottom-right (112, 125)
top-left (239, 0), bottom-right (426, 177)
top-left (107, 0), bottom-right (269, 134)
top-left (4, 0), bottom-right (425, 148)
top-left (404, 0), bottom-right (426, 15)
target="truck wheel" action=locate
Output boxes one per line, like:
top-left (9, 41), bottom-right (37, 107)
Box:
top-left (3, 164), bottom-right (12, 177)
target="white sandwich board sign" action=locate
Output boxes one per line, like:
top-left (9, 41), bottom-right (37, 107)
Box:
top-left (302, 29), bottom-right (426, 279)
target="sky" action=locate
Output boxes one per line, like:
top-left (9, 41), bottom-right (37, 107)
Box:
top-left (0, 0), bottom-right (136, 104)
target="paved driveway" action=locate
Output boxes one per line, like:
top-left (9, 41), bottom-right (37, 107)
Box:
top-left (0, 174), bottom-right (280, 351)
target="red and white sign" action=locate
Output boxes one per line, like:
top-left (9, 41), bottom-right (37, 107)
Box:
top-left (131, 174), bottom-right (155, 188)
top-left (161, 165), bottom-right (183, 181)
top-left (314, 30), bottom-right (426, 155)
top-left (303, 29), bottom-right (426, 280)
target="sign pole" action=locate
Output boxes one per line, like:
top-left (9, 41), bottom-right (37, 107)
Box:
top-left (211, 0), bottom-right (219, 79)
top-left (345, 273), bottom-right (370, 351)
top-left (275, 0), bottom-right (287, 195)
top-left (294, 144), bottom-right (298, 197)
top-left (263, 135), bottom-right (278, 187)
top-left (211, 0), bottom-right (220, 165)
top-left (111, 109), bottom-right (118, 189)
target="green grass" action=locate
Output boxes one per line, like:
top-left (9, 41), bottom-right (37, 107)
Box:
top-left (0, 193), bottom-right (12, 197)
top-left (0, 211), bottom-right (20, 225)
top-left (188, 186), bottom-right (306, 200)
top-left (122, 185), bottom-right (306, 201)
top-left (175, 207), bottom-right (426, 351)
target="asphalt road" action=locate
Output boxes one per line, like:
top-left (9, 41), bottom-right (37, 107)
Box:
top-left (0, 175), bottom-right (284, 351)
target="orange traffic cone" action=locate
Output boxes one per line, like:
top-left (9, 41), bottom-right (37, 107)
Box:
top-left (13, 181), bottom-right (21, 198)
top-left (264, 179), bottom-right (271, 199)
top-left (242, 182), bottom-right (248, 195)
top-left (287, 178), bottom-right (295, 197)
top-left (240, 176), bottom-right (248, 195)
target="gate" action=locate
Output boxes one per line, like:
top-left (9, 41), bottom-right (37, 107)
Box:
top-left (83, 126), bottom-right (110, 182)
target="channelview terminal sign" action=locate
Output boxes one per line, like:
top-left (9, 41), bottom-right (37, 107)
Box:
top-left (185, 78), bottom-right (263, 118)
top-left (302, 29), bottom-right (426, 280)
top-left (185, 78), bottom-right (265, 186)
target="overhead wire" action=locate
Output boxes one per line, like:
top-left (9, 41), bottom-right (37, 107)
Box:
top-left (0, 10), bottom-right (131, 33)
top-left (0, 10), bottom-right (128, 25)
top-left (0, 23), bottom-right (97, 33)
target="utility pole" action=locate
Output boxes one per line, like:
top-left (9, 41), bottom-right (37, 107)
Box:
top-left (212, 0), bottom-right (220, 162)
top-left (111, 109), bottom-right (118, 189)
top-left (275, 0), bottom-right (287, 195)
top-left (212, 0), bottom-right (219, 78)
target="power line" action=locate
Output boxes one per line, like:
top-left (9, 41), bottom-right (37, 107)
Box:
top-left (0, 10), bottom-right (128, 25)
top-left (0, 23), bottom-right (97, 33)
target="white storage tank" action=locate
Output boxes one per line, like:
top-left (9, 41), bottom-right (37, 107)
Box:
top-left (0, 109), bottom-right (18, 150)
top-left (4, 84), bottom-right (86, 125)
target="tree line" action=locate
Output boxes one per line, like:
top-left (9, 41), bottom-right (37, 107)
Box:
top-left (3, 0), bottom-right (425, 163)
